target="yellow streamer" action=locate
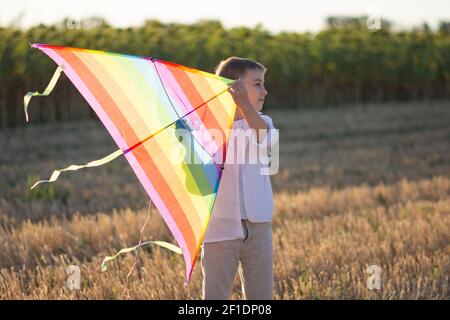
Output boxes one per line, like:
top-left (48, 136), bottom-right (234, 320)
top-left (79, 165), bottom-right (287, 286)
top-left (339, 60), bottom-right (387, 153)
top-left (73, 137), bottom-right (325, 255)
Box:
top-left (23, 62), bottom-right (183, 280)
top-left (30, 148), bottom-right (124, 189)
top-left (24, 66), bottom-right (64, 122)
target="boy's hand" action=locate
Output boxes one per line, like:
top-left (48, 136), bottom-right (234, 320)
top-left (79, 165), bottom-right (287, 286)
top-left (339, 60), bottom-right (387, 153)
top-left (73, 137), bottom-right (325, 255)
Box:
top-left (227, 79), bottom-right (268, 143)
top-left (228, 79), bottom-right (252, 110)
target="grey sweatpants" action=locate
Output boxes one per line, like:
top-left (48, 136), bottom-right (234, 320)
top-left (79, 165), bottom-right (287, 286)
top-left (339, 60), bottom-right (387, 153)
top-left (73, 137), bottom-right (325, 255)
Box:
top-left (201, 220), bottom-right (273, 300)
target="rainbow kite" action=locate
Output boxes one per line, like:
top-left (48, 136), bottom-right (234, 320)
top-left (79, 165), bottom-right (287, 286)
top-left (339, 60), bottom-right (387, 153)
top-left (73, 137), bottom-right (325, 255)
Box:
top-left (24, 44), bottom-right (237, 285)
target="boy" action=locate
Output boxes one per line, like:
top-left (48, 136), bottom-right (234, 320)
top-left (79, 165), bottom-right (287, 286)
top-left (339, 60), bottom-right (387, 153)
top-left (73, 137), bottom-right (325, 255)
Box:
top-left (201, 57), bottom-right (275, 300)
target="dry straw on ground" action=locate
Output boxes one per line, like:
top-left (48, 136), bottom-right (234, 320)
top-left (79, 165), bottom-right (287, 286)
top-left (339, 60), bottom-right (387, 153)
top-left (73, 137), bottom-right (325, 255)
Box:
top-left (0, 101), bottom-right (449, 299)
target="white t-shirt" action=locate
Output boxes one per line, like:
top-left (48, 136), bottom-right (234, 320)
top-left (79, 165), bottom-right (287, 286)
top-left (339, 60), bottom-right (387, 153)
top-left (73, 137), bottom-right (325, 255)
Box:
top-left (203, 114), bottom-right (275, 243)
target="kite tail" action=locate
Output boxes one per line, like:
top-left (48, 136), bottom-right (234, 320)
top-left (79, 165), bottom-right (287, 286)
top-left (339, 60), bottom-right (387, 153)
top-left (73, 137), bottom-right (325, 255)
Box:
top-left (101, 200), bottom-right (182, 275)
top-left (23, 66), bottom-right (64, 122)
top-left (101, 240), bottom-right (182, 272)
top-left (29, 149), bottom-right (124, 190)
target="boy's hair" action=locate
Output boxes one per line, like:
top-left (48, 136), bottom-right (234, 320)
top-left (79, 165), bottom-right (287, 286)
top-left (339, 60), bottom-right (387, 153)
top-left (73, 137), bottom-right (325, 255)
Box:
top-left (214, 56), bottom-right (266, 80)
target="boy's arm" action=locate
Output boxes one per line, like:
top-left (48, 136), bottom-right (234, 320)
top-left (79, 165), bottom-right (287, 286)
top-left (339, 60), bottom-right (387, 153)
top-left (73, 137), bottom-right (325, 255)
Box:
top-left (228, 80), bottom-right (268, 143)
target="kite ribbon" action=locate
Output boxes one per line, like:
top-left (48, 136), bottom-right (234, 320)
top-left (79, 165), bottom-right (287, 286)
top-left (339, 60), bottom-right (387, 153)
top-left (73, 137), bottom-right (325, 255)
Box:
top-left (30, 148), bottom-right (124, 190)
top-left (27, 86), bottom-right (230, 189)
top-left (101, 240), bottom-right (182, 272)
top-left (24, 66), bottom-right (64, 122)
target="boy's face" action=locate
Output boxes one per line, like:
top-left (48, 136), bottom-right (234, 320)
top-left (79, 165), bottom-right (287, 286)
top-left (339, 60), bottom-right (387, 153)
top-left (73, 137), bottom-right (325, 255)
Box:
top-left (241, 68), bottom-right (268, 112)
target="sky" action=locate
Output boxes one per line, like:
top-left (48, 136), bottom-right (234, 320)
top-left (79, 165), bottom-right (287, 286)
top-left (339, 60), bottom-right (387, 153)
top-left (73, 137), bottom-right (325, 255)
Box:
top-left (1, 0), bottom-right (449, 33)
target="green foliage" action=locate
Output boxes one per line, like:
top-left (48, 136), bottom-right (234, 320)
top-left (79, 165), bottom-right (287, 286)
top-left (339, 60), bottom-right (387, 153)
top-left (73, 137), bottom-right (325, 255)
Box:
top-left (0, 17), bottom-right (449, 127)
